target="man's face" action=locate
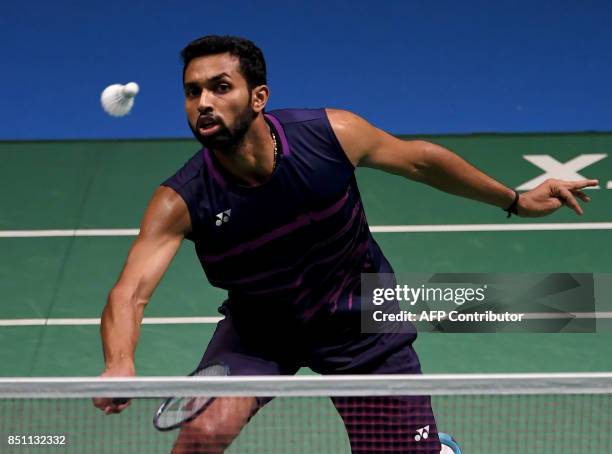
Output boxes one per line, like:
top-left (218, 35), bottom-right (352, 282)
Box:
top-left (183, 53), bottom-right (256, 151)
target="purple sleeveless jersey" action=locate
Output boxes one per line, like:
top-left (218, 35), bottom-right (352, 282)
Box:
top-left (163, 108), bottom-right (397, 324)
top-left (161, 109), bottom-right (440, 453)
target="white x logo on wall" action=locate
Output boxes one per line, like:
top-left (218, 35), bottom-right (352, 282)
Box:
top-left (516, 154), bottom-right (606, 190)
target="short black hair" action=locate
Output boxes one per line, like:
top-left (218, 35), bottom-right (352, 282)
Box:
top-left (181, 35), bottom-right (267, 89)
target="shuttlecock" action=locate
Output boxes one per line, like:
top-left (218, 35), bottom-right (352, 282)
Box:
top-left (100, 82), bottom-right (139, 117)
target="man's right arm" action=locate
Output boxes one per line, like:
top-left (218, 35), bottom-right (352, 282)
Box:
top-left (94, 186), bottom-right (191, 414)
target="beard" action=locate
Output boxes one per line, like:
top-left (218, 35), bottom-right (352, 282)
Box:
top-left (189, 99), bottom-right (257, 153)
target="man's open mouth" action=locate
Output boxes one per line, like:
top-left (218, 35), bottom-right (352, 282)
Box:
top-left (197, 117), bottom-right (221, 136)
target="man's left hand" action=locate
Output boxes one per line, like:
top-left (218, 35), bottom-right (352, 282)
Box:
top-left (517, 178), bottom-right (599, 217)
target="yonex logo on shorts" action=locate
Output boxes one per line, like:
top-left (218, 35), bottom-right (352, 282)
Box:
top-left (215, 209), bottom-right (231, 226)
top-left (414, 425), bottom-right (430, 441)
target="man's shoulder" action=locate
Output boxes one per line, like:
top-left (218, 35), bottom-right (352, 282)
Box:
top-left (267, 108), bottom-right (363, 127)
top-left (266, 107), bottom-right (327, 125)
top-left (164, 149), bottom-right (204, 186)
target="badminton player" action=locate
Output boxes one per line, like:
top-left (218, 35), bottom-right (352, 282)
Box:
top-left (93, 36), bottom-right (598, 453)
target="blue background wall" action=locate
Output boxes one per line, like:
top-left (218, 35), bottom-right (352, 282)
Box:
top-left (2, 0), bottom-right (610, 140)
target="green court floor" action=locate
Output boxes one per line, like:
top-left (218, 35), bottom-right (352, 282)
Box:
top-left (1, 133), bottom-right (612, 377)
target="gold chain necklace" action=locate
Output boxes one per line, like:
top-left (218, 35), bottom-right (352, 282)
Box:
top-left (271, 129), bottom-right (278, 169)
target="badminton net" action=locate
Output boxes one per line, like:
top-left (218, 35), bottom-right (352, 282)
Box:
top-left (0, 373), bottom-right (611, 453)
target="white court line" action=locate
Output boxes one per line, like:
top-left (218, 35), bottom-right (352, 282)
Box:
top-left (1, 313), bottom-right (612, 327)
top-left (370, 222), bottom-right (612, 233)
top-left (1, 223), bottom-right (612, 238)
top-left (0, 229), bottom-right (139, 238)
top-left (522, 312), bottom-right (612, 320)
top-left (0, 317), bottom-right (223, 326)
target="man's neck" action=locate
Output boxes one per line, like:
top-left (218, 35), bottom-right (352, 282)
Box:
top-left (212, 115), bottom-right (276, 186)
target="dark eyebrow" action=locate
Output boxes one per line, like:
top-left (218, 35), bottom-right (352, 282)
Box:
top-left (209, 72), bottom-right (231, 82)
top-left (184, 72), bottom-right (232, 87)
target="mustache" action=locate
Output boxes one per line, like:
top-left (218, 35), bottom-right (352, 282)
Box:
top-left (197, 114), bottom-right (223, 129)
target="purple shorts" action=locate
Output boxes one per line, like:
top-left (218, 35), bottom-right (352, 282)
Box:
top-left (196, 302), bottom-right (440, 453)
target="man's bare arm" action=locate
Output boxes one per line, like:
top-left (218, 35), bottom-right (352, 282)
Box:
top-left (327, 109), bottom-right (598, 217)
top-left (94, 186), bottom-right (191, 414)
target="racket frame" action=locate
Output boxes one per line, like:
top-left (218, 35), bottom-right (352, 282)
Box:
top-left (152, 363), bottom-right (229, 432)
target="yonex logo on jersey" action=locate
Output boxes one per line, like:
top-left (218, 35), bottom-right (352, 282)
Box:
top-left (414, 425), bottom-right (430, 441)
top-left (215, 209), bottom-right (231, 226)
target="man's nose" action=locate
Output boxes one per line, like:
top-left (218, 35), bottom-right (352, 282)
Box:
top-left (197, 90), bottom-right (213, 115)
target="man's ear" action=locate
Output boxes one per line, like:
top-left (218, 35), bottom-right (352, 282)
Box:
top-left (251, 85), bottom-right (269, 113)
